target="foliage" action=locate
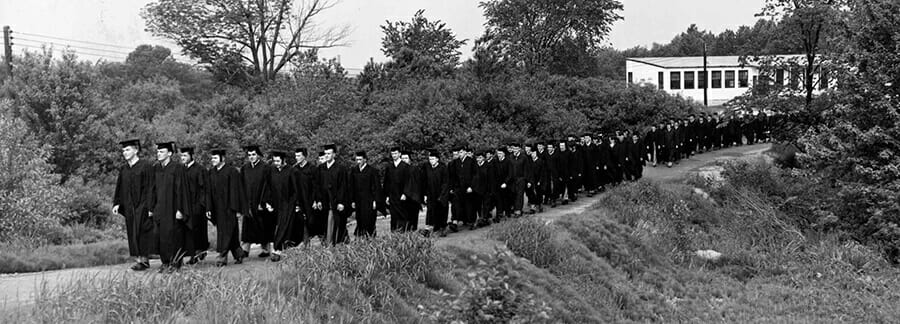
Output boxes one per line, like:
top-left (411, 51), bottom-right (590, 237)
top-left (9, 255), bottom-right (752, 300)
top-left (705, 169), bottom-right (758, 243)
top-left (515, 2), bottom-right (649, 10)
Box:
top-left (380, 10), bottom-right (467, 79)
top-left (0, 240), bottom-right (129, 274)
top-left (142, 0), bottom-right (350, 83)
top-left (477, 0), bottom-right (623, 74)
top-left (0, 102), bottom-right (73, 245)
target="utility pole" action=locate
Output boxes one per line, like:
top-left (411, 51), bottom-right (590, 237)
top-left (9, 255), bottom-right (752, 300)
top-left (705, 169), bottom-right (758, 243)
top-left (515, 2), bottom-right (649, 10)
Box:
top-left (3, 26), bottom-right (12, 77)
top-left (702, 43), bottom-right (708, 107)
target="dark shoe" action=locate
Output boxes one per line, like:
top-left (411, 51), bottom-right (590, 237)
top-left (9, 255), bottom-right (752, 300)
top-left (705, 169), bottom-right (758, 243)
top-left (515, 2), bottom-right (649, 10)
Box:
top-left (538, 206), bottom-right (544, 213)
top-left (197, 251), bottom-right (207, 261)
top-left (439, 228), bottom-right (448, 237)
top-left (187, 256), bottom-right (200, 265)
top-left (158, 264), bottom-right (170, 273)
top-left (259, 251), bottom-right (270, 258)
top-left (269, 254), bottom-right (282, 262)
top-left (215, 261), bottom-right (227, 267)
top-left (448, 223), bottom-right (458, 233)
top-left (242, 249), bottom-right (250, 257)
top-left (234, 257), bottom-right (243, 265)
top-left (131, 262), bottom-right (150, 271)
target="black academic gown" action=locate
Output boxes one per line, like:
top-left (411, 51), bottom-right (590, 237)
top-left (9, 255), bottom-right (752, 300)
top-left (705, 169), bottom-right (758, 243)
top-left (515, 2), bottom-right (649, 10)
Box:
top-left (545, 151), bottom-right (562, 200)
top-left (424, 162), bottom-right (450, 230)
top-left (150, 160), bottom-right (188, 265)
top-left (508, 152), bottom-right (531, 211)
top-left (317, 161), bottom-right (350, 244)
top-left (293, 161), bottom-right (318, 240)
top-left (266, 165), bottom-right (298, 250)
top-left (350, 164), bottom-right (381, 237)
top-left (208, 164), bottom-right (244, 257)
top-left (241, 161), bottom-right (274, 244)
top-left (627, 139), bottom-right (646, 180)
top-left (182, 162), bottom-right (210, 255)
top-left (492, 157), bottom-right (511, 215)
top-left (384, 160), bottom-right (412, 232)
top-left (527, 156), bottom-right (549, 206)
top-left (473, 160), bottom-right (494, 220)
top-left (113, 159), bottom-right (157, 257)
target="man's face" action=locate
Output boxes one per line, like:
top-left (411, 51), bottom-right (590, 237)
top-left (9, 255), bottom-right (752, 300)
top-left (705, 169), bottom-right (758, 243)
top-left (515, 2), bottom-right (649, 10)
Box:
top-left (122, 146), bottom-right (137, 161)
top-left (524, 147), bottom-right (532, 155)
top-left (157, 148), bottom-right (172, 162)
top-left (324, 149), bottom-right (335, 163)
top-left (273, 156), bottom-right (283, 168)
top-left (511, 146), bottom-right (521, 155)
top-left (401, 154), bottom-right (410, 164)
top-left (211, 155), bottom-right (222, 166)
top-left (317, 155), bottom-right (326, 164)
top-left (537, 144), bottom-right (545, 151)
top-left (247, 151), bottom-right (260, 163)
top-left (496, 151), bottom-right (506, 159)
top-left (559, 143), bottom-right (567, 151)
top-left (428, 156), bottom-right (438, 165)
top-left (295, 152), bottom-right (305, 163)
top-left (547, 145), bottom-right (555, 153)
top-left (180, 152), bottom-right (192, 165)
top-left (486, 152), bottom-right (494, 160)
top-left (476, 155), bottom-right (485, 164)
top-left (355, 156), bottom-right (366, 167)
top-left (632, 135), bottom-right (639, 142)
top-left (391, 150), bottom-right (401, 161)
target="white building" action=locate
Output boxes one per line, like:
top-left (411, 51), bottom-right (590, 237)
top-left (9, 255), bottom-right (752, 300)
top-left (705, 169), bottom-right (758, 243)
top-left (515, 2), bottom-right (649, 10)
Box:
top-left (625, 55), bottom-right (821, 106)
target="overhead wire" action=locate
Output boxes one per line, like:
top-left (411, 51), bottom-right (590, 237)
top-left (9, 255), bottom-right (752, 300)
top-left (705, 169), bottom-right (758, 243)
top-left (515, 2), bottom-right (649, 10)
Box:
top-left (14, 31), bottom-right (134, 50)
top-left (15, 43), bottom-right (127, 60)
top-left (12, 31), bottom-right (196, 64)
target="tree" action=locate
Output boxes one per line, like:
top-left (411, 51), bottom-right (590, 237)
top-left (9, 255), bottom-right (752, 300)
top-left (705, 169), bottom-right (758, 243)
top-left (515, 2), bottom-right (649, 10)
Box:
top-left (477, 0), bottom-right (623, 73)
top-left (142, 0), bottom-right (350, 83)
top-left (760, 0), bottom-right (839, 107)
top-left (381, 10), bottom-right (466, 78)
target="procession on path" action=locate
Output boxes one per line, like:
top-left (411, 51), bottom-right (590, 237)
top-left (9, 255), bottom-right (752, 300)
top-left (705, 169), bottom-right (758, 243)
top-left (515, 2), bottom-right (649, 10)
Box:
top-left (113, 111), bottom-right (781, 272)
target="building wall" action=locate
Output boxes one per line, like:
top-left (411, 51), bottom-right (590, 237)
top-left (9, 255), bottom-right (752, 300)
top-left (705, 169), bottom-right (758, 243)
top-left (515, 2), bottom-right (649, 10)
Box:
top-left (626, 57), bottom-right (830, 106)
top-left (626, 60), bottom-right (758, 106)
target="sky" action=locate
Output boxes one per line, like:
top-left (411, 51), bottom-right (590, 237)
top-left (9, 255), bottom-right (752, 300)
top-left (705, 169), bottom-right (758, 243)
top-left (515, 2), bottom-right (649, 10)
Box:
top-left (0, 0), bottom-right (767, 70)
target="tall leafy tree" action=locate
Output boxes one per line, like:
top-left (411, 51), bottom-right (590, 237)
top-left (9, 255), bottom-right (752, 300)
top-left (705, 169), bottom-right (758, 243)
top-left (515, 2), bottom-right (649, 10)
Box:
top-left (760, 0), bottom-right (839, 106)
top-left (380, 10), bottom-right (467, 78)
top-left (142, 0), bottom-right (350, 83)
top-left (477, 0), bottom-right (623, 73)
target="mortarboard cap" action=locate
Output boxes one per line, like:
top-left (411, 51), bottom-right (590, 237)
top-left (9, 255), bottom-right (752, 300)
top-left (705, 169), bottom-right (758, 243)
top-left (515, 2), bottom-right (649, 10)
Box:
top-left (210, 148), bottom-right (227, 156)
top-left (355, 151), bottom-right (367, 159)
top-left (427, 150), bottom-right (440, 158)
top-left (179, 147), bottom-right (195, 155)
top-left (156, 141), bottom-right (176, 152)
top-left (243, 144), bottom-right (262, 154)
top-left (321, 143), bottom-right (337, 152)
top-left (271, 150), bottom-right (288, 159)
top-left (295, 147), bottom-right (308, 155)
top-left (119, 138), bottom-right (140, 149)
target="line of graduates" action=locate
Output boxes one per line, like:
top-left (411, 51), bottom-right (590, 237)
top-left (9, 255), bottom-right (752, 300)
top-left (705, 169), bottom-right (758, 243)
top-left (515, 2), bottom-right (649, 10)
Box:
top-left (642, 111), bottom-right (775, 167)
top-left (112, 111), bottom-right (776, 272)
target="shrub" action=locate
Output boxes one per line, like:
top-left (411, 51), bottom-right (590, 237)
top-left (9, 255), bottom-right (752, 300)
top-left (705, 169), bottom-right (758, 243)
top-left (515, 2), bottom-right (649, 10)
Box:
top-left (0, 103), bottom-right (74, 245)
top-left (0, 240), bottom-right (130, 273)
top-left (488, 218), bottom-right (562, 268)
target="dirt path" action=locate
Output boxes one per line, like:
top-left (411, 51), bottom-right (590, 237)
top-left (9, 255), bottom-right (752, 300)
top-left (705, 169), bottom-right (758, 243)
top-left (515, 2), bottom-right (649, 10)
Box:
top-left (0, 143), bottom-right (771, 311)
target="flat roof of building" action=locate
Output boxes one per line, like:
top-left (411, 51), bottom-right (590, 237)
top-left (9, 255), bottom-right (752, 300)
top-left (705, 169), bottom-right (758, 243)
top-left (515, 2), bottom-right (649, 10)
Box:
top-left (625, 55), bottom-right (805, 69)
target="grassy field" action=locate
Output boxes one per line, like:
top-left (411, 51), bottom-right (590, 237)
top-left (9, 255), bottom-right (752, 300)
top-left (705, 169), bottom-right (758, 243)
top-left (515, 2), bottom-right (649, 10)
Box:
top-left (9, 158), bottom-right (900, 323)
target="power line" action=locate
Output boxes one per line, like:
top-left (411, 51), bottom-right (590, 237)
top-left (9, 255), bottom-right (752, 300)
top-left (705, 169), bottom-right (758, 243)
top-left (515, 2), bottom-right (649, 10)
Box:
top-left (16, 44), bottom-right (127, 60)
top-left (14, 31), bottom-right (133, 50)
top-left (14, 38), bottom-right (132, 56)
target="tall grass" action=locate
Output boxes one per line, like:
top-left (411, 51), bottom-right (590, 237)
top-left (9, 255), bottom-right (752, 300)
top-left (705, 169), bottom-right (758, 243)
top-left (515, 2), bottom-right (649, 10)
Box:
top-left (0, 240), bottom-right (130, 273)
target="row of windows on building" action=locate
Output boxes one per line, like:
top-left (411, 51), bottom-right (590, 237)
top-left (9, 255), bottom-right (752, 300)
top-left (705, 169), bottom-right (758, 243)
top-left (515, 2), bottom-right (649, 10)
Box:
top-left (627, 69), bottom-right (830, 91)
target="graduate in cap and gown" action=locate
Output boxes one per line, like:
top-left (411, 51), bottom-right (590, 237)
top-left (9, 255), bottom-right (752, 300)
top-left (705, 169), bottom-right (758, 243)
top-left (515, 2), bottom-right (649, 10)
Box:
top-left (314, 144), bottom-right (350, 245)
top-left (292, 148), bottom-right (317, 244)
top-left (423, 150), bottom-right (450, 236)
top-left (264, 150), bottom-right (297, 261)
top-left (179, 147), bottom-right (210, 265)
top-left (112, 138), bottom-right (157, 271)
top-left (384, 147), bottom-right (412, 232)
top-left (240, 144), bottom-right (274, 257)
top-left (149, 141), bottom-right (189, 273)
top-left (349, 151), bottom-right (381, 237)
top-left (207, 149), bottom-right (245, 266)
